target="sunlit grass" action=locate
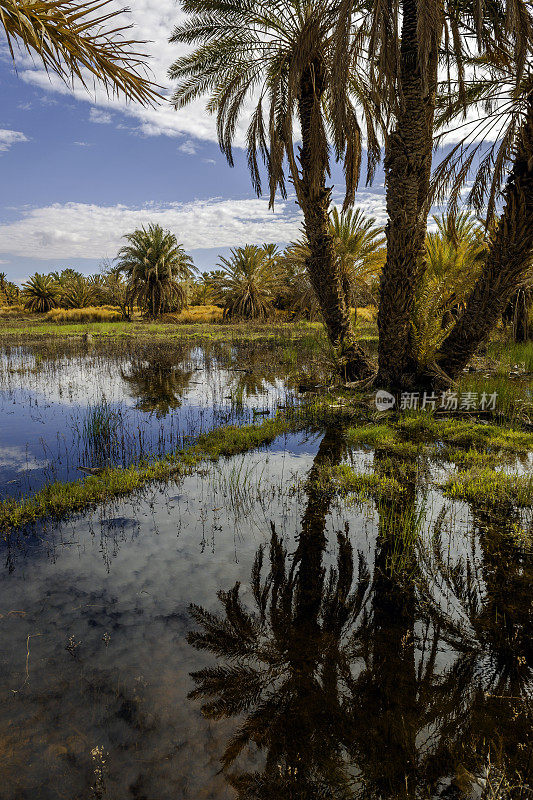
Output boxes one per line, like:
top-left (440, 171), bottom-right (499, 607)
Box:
top-left (441, 468), bottom-right (533, 509)
top-left (46, 307), bottom-right (122, 323)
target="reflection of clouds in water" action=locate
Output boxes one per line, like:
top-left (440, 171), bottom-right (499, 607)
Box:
top-left (0, 445), bottom-right (48, 472)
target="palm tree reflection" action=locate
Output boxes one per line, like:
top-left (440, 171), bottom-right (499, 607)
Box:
top-left (121, 357), bottom-right (193, 417)
top-left (187, 430), bottom-right (532, 799)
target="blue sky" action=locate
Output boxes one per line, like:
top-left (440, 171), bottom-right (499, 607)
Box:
top-left (0, 0), bottom-right (393, 282)
top-left (0, 0), bottom-right (476, 284)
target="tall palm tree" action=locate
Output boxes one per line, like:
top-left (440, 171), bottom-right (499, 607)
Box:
top-left (169, 0), bottom-right (379, 380)
top-left (215, 245), bottom-right (282, 320)
top-left (357, 0), bottom-right (532, 388)
top-left (115, 224), bottom-right (196, 318)
top-left (432, 57), bottom-right (533, 377)
top-left (21, 272), bottom-right (61, 312)
top-left (1, 0), bottom-right (159, 104)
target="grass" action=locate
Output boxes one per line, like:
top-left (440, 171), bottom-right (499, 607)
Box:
top-left (0, 314), bottom-right (329, 347)
top-left (0, 415), bottom-right (299, 533)
top-left (441, 468), bottom-right (533, 509)
top-left (46, 307), bottom-right (122, 323)
top-left (163, 304), bottom-right (223, 324)
top-left (346, 415), bottom-right (533, 463)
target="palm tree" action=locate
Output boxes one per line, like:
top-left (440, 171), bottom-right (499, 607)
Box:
top-left (358, 0), bottom-right (532, 388)
top-left (1, 0), bottom-right (159, 104)
top-left (169, 0), bottom-right (379, 380)
top-left (431, 51), bottom-right (533, 377)
top-left (115, 224), bottom-right (196, 318)
top-left (21, 272), bottom-right (61, 312)
top-left (281, 208), bottom-right (384, 321)
top-left (411, 212), bottom-right (487, 368)
top-left (327, 207), bottom-right (384, 313)
top-left (215, 245), bottom-right (281, 321)
top-left (60, 274), bottom-right (96, 309)
top-left (99, 264), bottom-right (135, 320)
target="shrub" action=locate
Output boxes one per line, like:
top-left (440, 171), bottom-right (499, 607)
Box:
top-left (164, 304), bottom-right (223, 324)
top-left (46, 307), bottom-right (121, 323)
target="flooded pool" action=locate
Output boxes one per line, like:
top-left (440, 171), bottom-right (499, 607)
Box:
top-left (0, 415), bottom-right (531, 798)
top-left (0, 340), bottom-right (316, 499)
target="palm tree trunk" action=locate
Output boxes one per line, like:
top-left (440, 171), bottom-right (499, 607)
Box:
top-left (296, 63), bottom-right (372, 381)
top-left (376, 0), bottom-right (439, 389)
top-left (438, 94), bottom-right (533, 378)
top-left (513, 288), bottom-right (531, 342)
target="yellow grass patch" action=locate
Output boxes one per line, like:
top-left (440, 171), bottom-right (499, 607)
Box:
top-left (165, 305), bottom-right (223, 324)
top-left (46, 307), bottom-right (122, 323)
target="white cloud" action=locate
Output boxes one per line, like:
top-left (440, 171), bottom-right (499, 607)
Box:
top-left (89, 108), bottom-right (112, 124)
top-left (178, 139), bottom-right (198, 155)
top-left (0, 198), bottom-right (304, 260)
top-left (0, 189), bottom-right (389, 264)
top-left (74, 141), bottom-right (93, 147)
top-left (0, 129), bottom-right (28, 152)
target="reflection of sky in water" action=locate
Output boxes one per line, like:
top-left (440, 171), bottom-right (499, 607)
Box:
top-left (0, 430), bottom-right (530, 799)
top-left (0, 345), bottom-right (303, 498)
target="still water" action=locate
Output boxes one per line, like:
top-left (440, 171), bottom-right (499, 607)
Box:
top-left (0, 341), bottom-right (309, 499)
top-left (0, 346), bottom-right (531, 799)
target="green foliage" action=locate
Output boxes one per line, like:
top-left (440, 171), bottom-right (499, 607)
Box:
top-left (281, 207), bottom-right (384, 317)
top-left (442, 468), bottom-right (533, 509)
top-left (411, 212), bottom-right (487, 366)
top-left (21, 272), bottom-right (61, 312)
top-left (59, 274), bottom-right (96, 308)
top-left (115, 224), bottom-right (196, 317)
top-left (215, 245), bottom-right (282, 320)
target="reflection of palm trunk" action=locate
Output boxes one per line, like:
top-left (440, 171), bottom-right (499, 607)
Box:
top-left (358, 453), bottom-right (419, 798)
top-left (294, 425), bottom-right (347, 630)
top-left (438, 94), bottom-right (533, 377)
top-left (297, 64), bottom-right (372, 382)
top-left (469, 511), bottom-right (533, 769)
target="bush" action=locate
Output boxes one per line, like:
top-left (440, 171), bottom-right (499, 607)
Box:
top-left (46, 307), bottom-right (122, 323)
top-left (162, 305), bottom-right (223, 324)
top-left (0, 304), bottom-right (26, 317)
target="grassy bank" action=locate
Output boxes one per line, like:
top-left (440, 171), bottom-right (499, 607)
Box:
top-left (0, 415), bottom-right (301, 533)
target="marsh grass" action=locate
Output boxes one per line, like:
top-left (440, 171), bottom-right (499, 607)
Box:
top-left (0, 415), bottom-right (299, 532)
top-left (488, 339), bottom-right (533, 374)
top-left (346, 416), bottom-right (533, 462)
top-left (46, 307), bottom-right (122, 323)
top-left (73, 399), bottom-right (124, 466)
top-left (441, 468), bottom-right (533, 509)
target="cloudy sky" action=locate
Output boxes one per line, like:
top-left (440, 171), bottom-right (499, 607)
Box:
top-left (0, 0), bottom-right (479, 282)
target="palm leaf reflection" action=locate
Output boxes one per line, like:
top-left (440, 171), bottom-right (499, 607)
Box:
top-left (417, 508), bottom-right (533, 786)
top-left (121, 357), bottom-right (193, 417)
top-left (188, 426), bottom-right (371, 798)
top-left (186, 433), bottom-right (532, 799)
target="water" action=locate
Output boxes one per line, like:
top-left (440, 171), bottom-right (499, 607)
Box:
top-left (0, 341), bottom-right (314, 499)
top-left (0, 345), bottom-right (531, 798)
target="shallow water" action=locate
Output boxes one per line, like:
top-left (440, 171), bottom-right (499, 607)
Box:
top-left (0, 418), bottom-right (531, 799)
top-left (0, 342), bottom-right (531, 797)
top-left (0, 341), bottom-right (311, 499)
